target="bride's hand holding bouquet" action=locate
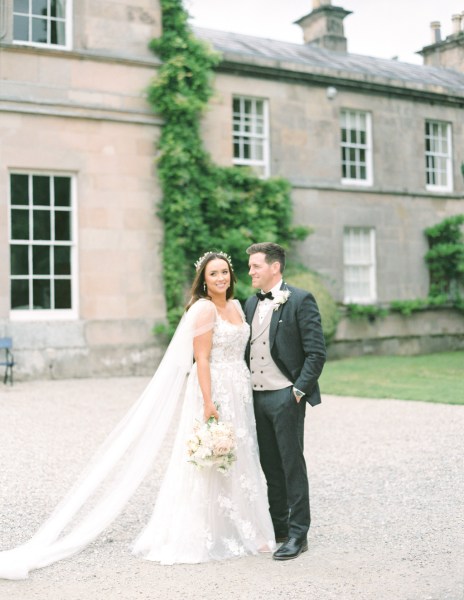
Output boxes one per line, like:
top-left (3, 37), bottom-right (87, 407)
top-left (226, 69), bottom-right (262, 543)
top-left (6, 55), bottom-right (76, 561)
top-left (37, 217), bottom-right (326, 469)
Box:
top-left (203, 400), bottom-right (219, 422)
top-left (186, 403), bottom-right (236, 474)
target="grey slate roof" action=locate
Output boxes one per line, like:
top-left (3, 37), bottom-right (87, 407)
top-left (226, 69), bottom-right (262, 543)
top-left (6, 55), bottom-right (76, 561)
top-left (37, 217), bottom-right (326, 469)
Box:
top-left (194, 27), bottom-right (464, 96)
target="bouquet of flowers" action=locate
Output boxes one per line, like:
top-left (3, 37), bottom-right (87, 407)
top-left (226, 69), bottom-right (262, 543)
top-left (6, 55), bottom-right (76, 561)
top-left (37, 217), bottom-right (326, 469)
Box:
top-left (186, 417), bottom-right (236, 473)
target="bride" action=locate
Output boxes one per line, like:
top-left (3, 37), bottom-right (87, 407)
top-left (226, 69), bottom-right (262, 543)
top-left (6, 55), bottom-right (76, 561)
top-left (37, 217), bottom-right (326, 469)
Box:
top-left (0, 251), bottom-right (275, 579)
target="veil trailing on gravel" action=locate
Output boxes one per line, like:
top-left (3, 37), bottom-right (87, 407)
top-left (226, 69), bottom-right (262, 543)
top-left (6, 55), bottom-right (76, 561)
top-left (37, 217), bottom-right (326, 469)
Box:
top-left (0, 300), bottom-right (217, 580)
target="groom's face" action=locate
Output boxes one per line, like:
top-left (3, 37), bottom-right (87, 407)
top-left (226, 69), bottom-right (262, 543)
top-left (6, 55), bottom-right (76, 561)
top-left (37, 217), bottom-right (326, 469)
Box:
top-left (248, 252), bottom-right (281, 292)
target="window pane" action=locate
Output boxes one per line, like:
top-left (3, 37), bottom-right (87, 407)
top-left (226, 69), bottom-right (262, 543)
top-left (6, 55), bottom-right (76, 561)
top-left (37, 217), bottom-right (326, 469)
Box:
top-left (54, 246), bottom-right (71, 275)
top-left (55, 211), bottom-right (71, 241)
top-left (51, 0), bottom-right (66, 17)
top-left (10, 245), bottom-right (29, 275)
top-left (33, 279), bottom-right (51, 309)
top-left (32, 0), bottom-right (49, 15)
top-left (55, 279), bottom-right (71, 309)
top-left (51, 19), bottom-right (65, 45)
top-left (55, 177), bottom-right (71, 207)
top-left (14, 0), bottom-right (29, 12)
top-left (253, 142), bottom-right (263, 161)
top-left (33, 175), bottom-right (50, 206)
top-left (33, 210), bottom-right (51, 240)
top-left (11, 280), bottom-right (29, 309)
top-left (13, 15), bottom-right (29, 40)
top-left (32, 17), bottom-right (47, 43)
top-left (11, 209), bottom-right (30, 240)
top-left (33, 245), bottom-right (50, 275)
top-left (11, 174), bottom-right (29, 205)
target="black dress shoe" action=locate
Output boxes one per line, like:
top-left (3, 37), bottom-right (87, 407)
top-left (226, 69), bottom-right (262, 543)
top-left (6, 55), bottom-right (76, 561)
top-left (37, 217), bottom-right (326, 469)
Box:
top-left (275, 535), bottom-right (288, 544)
top-left (272, 537), bottom-right (308, 561)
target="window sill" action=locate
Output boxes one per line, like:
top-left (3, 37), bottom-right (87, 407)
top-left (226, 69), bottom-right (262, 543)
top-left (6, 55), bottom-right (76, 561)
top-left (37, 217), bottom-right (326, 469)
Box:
top-left (341, 178), bottom-right (373, 188)
top-left (9, 309), bottom-right (78, 321)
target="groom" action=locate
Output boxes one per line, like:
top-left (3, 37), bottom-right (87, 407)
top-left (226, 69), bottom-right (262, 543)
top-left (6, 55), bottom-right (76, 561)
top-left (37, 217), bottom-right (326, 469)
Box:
top-left (244, 242), bottom-right (326, 561)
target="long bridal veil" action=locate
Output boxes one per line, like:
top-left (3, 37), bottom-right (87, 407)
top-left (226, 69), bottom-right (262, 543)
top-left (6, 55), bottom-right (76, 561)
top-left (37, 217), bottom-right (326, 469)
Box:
top-left (0, 300), bottom-right (216, 580)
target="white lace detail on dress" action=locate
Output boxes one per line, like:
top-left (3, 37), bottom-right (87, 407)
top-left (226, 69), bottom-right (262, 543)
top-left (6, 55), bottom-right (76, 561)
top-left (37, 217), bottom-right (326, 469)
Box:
top-left (130, 311), bottom-right (275, 564)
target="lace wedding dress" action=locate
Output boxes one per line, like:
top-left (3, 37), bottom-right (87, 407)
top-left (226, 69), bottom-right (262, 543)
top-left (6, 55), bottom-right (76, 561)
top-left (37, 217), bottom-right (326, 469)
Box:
top-left (0, 299), bottom-right (274, 578)
top-left (133, 300), bottom-right (275, 563)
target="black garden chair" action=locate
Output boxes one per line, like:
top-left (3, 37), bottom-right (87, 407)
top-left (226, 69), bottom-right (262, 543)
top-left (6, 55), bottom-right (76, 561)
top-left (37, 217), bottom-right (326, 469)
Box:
top-left (0, 337), bottom-right (15, 385)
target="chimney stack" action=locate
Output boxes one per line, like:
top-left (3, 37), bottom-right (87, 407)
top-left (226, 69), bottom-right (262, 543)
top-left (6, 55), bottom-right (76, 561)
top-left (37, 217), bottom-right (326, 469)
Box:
top-left (430, 21), bottom-right (442, 43)
top-left (295, 1), bottom-right (352, 53)
top-left (451, 14), bottom-right (462, 35)
top-left (312, 0), bottom-right (332, 7)
top-left (419, 16), bottom-right (464, 73)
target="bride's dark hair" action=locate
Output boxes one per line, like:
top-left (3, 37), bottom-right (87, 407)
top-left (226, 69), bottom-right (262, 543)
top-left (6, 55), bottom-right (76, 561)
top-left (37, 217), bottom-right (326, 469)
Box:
top-left (186, 252), bottom-right (236, 311)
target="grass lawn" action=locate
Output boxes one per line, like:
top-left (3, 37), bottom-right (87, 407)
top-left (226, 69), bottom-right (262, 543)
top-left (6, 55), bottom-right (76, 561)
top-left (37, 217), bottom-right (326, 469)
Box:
top-left (320, 351), bottom-right (464, 405)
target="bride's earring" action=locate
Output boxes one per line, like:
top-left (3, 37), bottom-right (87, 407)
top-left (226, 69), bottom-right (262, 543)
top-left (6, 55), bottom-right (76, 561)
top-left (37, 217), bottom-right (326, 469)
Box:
top-left (203, 282), bottom-right (206, 292)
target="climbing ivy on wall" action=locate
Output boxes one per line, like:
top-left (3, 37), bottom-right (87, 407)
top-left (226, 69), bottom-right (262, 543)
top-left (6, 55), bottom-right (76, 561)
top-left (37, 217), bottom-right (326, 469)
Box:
top-left (148, 0), bottom-right (308, 326)
top-left (424, 214), bottom-right (464, 301)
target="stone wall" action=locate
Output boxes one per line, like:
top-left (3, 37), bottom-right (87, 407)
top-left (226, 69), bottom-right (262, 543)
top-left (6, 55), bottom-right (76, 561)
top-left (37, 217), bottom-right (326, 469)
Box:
top-left (0, 1), bottom-right (165, 380)
top-left (201, 73), bottom-right (464, 303)
top-left (328, 309), bottom-right (464, 359)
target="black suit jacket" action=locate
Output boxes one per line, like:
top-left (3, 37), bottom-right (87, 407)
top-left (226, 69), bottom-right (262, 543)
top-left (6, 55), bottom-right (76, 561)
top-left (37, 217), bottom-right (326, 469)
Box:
top-left (244, 283), bottom-right (326, 407)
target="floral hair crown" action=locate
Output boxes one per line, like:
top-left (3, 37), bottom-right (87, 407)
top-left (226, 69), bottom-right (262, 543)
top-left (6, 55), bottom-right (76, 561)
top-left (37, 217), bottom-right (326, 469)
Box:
top-left (194, 251), bottom-right (233, 271)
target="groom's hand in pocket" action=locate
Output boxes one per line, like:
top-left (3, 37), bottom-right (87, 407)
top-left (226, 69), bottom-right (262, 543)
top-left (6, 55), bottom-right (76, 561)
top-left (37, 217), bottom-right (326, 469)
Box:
top-left (293, 387), bottom-right (305, 403)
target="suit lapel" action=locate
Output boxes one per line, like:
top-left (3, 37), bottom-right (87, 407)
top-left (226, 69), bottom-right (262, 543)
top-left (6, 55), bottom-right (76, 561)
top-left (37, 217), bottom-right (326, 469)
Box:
top-left (269, 282), bottom-right (289, 348)
top-left (246, 296), bottom-right (259, 325)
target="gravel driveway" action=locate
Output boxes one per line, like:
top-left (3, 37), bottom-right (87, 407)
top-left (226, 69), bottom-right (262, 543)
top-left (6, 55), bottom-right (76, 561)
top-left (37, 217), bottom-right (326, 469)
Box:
top-left (0, 377), bottom-right (463, 600)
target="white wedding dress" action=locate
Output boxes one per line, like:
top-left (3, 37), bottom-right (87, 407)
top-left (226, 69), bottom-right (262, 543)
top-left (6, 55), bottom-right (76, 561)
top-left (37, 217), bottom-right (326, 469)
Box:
top-left (0, 299), bottom-right (275, 578)
top-left (133, 300), bottom-right (275, 563)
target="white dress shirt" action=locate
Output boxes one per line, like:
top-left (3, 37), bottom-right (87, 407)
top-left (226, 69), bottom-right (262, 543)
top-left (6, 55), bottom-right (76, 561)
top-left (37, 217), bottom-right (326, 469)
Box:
top-left (257, 279), bottom-right (283, 324)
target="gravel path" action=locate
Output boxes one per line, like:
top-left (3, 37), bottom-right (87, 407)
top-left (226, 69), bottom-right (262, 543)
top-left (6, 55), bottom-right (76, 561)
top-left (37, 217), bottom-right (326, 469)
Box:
top-left (0, 377), bottom-right (463, 600)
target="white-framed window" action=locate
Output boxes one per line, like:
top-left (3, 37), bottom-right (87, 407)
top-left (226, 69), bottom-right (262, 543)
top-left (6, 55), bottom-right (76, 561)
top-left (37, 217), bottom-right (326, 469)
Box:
top-left (343, 227), bottom-right (376, 304)
top-left (340, 109), bottom-right (373, 186)
top-left (13, 0), bottom-right (72, 49)
top-left (425, 120), bottom-right (453, 192)
top-left (232, 96), bottom-right (270, 177)
top-left (9, 172), bottom-right (78, 320)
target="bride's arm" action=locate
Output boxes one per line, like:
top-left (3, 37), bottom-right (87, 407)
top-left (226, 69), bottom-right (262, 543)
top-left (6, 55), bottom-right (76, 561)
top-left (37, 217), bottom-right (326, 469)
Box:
top-left (194, 329), bottom-right (219, 421)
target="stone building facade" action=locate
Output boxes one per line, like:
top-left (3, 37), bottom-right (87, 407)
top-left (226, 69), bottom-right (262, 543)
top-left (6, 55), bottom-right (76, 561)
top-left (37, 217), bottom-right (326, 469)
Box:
top-left (197, 2), bottom-right (464, 307)
top-left (1, 0), bottom-right (463, 379)
top-left (0, 1), bottom-right (165, 378)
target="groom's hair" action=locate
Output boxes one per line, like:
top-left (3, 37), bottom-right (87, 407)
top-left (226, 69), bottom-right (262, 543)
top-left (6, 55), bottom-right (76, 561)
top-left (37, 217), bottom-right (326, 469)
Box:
top-left (246, 242), bottom-right (286, 273)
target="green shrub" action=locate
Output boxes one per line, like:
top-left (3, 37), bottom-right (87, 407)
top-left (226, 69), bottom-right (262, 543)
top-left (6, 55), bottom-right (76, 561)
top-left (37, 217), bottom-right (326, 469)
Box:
top-left (345, 304), bottom-right (389, 320)
top-left (150, 0), bottom-right (310, 327)
top-left (285, 268), bottom-right (340, 344)
top-left (424, 214), bottom-right (464, 299)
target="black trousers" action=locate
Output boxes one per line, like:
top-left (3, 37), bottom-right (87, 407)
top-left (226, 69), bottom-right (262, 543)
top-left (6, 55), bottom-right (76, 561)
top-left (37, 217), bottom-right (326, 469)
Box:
top-left (253, 386), bottom-right (310, 540)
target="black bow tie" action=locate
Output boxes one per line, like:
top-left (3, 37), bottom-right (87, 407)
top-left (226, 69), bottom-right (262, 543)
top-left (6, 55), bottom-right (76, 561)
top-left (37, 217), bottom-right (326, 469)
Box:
top-left (256, 291), bottom-right (274, 301)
